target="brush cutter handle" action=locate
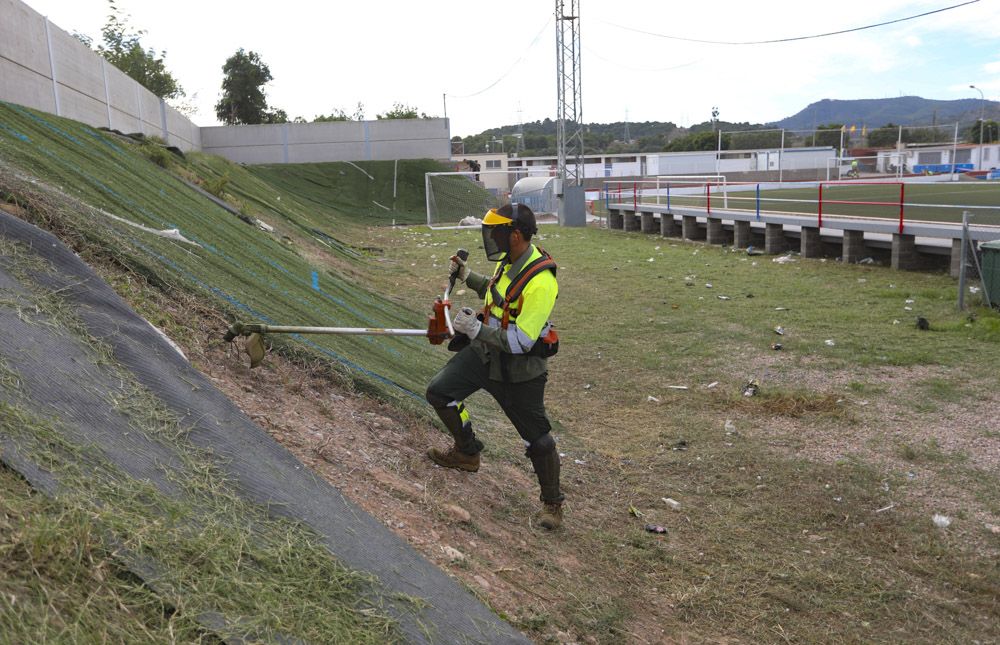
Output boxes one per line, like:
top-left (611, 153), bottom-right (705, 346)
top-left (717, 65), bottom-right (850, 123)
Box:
top-left (443, 248), bottom-right (469, 338)
top-left (448, 248), bottom-right (469, 290)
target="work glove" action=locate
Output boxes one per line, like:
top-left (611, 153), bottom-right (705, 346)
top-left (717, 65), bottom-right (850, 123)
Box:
top-left (452, 307), bottom-right (482, 339)
top-left (449, 254), bottom-right (470, 283)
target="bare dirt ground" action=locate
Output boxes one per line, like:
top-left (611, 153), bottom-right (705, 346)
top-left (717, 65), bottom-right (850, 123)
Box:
top-left (161, 296), bottom-right (597, 642)
top-left (65, 226), bottom-right (991, 645)
top-left (147, 282), bottom-right (999, 644)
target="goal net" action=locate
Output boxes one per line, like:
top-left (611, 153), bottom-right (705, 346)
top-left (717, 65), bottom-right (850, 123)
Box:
top-left (425, 169), bottom-right (557, 228)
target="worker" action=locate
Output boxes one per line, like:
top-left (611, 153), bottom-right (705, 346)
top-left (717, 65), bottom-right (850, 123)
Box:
top-left (850, 158), bottom-right (859, 178)
top-left (425, 203), bottom-right (564, 530)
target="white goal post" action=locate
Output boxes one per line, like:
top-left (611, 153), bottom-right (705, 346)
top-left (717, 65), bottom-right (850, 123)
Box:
top-left (424, 169), bottom-right (558, 228)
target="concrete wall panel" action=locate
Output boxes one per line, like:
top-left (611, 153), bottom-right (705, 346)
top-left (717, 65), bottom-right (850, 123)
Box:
top-left (370, 139), bottom-right (450, 161)
top-left (200, 145), bottom-right (286, 165)
top-left (50, 25), bottom-right (104, 106)
top-left (285, 121), bottom-right (363, 144)
top-left (0, 0), bottom-right (50, 75)
top-left (201, 118), bottom-right (451, 165)
top-left (200, 124), bottom-right (286, 148)
top-left (138, 91), bottom-right (163, 137)
top-left (0, 0), bottom-right (201, 150)
top-left (57, 85), bottom-right (110, 129)
top-left (0, 58), bottom-right (56, 113)
top-left (165, 106), bottom-right (199, 150)
top-left (368, 118), bottom-right (449, 141)
top-left (109, 105), bottom-right (141, 134)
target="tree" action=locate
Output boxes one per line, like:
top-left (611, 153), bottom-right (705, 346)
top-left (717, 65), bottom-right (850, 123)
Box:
top-left (867, 124), bottom-right (900, 148)
top-left (81, 0), bottom-right (183, 100)
top-left (729, 130), bottom-right (782, 150)
top-left (813, 124), bottom-right (845, 148)
top-left (314, 102), bottom-right (365, 122)
top-left (376, 103), bottom-right (428, 120)
top-left (215, 49), bottom-right (286, 125)
top-left (665, 130), bottom-right (723, 152)
top-left (967, 120), bottom-right (999, 144)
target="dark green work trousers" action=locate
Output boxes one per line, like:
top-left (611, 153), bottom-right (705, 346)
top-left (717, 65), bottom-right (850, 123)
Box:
top-left (426, 346), bottom-right (552, 446)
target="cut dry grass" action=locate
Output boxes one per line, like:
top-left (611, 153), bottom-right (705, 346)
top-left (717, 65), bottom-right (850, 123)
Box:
top-left (736, 389), bottom-right (850, 418)
top-left (0, 247), bottom-right (400, 642)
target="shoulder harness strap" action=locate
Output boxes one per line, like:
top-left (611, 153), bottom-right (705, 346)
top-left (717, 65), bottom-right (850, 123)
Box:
top-left (487, 248), bottom-right (557, 329)
top-left (503, 250), bottom-right (557, 307)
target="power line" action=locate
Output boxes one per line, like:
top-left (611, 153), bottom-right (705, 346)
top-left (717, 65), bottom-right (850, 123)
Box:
top-left (582, 44), bottom-right (701, 72)
top-left (600, 0), bottom-right (980, 46)
top-left (447, 18), bottom-right (552, 99)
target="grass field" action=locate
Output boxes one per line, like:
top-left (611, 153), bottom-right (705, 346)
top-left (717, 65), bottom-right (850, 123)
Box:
top-left (2, 98), bottom-right (999, 643)
top-left (364, 223), bottom-right (1000, 643)
top-left (633, 181), bottom-right (1000, 225)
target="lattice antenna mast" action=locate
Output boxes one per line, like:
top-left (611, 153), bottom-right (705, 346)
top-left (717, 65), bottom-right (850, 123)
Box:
top-left (556, 0), bottom-right (583, 186)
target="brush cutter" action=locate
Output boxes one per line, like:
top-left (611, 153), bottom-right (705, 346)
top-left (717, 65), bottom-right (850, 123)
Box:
top-left (224, 249), bottom-right (470, 368)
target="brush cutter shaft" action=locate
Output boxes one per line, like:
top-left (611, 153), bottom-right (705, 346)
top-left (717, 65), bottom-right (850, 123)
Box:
top-left (235, 323), bottom-right (427, 336)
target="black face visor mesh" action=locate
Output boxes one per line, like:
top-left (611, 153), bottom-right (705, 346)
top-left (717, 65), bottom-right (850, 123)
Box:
top-left (482, 224), bottom-right (512, 262)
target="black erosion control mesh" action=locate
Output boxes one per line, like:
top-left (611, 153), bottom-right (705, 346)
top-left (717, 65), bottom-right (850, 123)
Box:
top-left (0, 211), bottom-right (528, 644)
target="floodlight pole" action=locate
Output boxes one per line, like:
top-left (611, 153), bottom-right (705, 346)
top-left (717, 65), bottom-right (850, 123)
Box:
top-left (555, 0), bottom-right (584, 225)
top-left (971, 85), bottom-right (985, 171)
top-left (951, 123), bottom-right (959, 178)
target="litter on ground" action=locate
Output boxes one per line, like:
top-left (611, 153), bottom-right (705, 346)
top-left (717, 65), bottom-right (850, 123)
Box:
top-left (662, 497), bottom-right (682, 510)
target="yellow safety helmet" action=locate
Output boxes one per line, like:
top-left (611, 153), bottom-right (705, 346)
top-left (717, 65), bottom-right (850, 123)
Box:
top-left (483, 208), bottom-right (514, 226)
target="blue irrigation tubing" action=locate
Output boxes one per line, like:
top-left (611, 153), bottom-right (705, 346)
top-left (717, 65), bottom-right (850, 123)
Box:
top-left (756, 184), bottom-right (761, 221)
top-left (605, 189), bottom-right (609, 211)
top-left (312, 270), bottom-right (320, 290)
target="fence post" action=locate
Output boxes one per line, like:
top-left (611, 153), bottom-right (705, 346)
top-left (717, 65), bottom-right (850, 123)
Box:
top-left (818, 183), bottom-right (823, 228)
top-left (633, 182), bottom-right (637, 211)
top-left (667, 183), bottom-right (671, 211)
top-left (958, 211), bottom-right (969, 310)
top-left (755, 183), bottom-right (760, 221)
top-left (706, 183), bottom-right (711, 215)
top-left (779, 129), bottom-right (785, 183)
top-left (898, 183), bottom-right (905, 234)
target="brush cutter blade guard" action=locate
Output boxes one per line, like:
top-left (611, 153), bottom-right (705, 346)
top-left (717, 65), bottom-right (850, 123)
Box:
top-left (246, 333), bottom-right (266, 368)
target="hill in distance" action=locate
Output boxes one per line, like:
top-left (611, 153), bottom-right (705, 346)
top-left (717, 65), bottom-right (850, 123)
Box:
top-left (461, 95), bottom-right (1000, 154)
top-left (772, 96), bottom-right (1000, 130)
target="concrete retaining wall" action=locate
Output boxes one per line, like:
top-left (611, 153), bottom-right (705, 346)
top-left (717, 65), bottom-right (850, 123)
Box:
top-left (200, 118), bottom-right (452, 165)
top-left (0, 0), bottom-right (200, 150)
top-left (1, 0), bottom-right (448, 163)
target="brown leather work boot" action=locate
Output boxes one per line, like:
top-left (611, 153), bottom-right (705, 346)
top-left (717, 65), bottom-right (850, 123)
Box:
top-left (536, 502), bottom-right (563, 530)
top-left (427, 446), bottom-right (480, 472)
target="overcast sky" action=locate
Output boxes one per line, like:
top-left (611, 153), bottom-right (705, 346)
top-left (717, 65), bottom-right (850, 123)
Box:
top-left (22, 0), bottom-right (1000, 136)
